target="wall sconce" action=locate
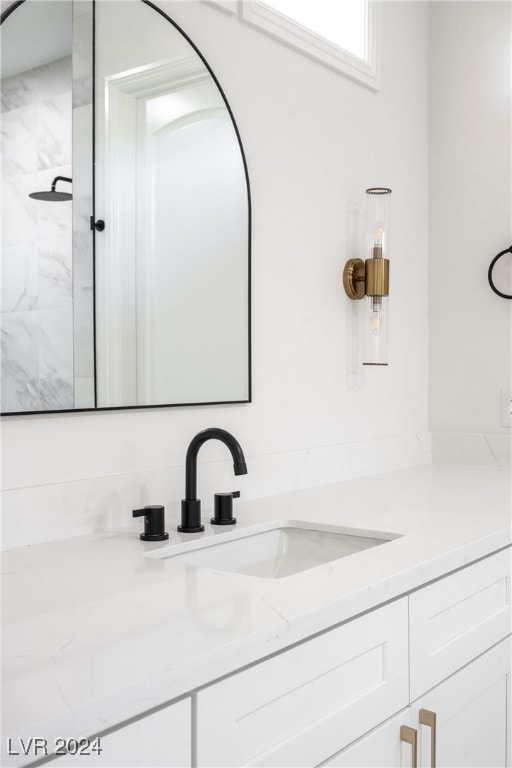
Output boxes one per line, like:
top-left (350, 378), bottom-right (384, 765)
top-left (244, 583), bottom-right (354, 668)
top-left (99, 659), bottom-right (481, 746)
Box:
top-left (343, 187), bottom-right (391, 366)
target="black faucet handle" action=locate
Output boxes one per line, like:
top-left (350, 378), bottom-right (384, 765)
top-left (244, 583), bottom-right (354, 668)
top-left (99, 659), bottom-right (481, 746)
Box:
top-left (211, 491), bottom-right (240, 526)
top-left (133, 505), bottom-right (169, 542)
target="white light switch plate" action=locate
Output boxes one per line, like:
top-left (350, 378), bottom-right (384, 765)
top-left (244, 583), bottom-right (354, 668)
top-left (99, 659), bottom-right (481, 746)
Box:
top-left (501, 387), bottom-right (512, 428)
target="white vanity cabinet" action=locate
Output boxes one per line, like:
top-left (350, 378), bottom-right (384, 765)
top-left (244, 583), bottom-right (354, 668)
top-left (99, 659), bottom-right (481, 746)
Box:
top-left (323, 548), bottom-right (512, 768)
top-left (197, 548), bottom-right (511, 768)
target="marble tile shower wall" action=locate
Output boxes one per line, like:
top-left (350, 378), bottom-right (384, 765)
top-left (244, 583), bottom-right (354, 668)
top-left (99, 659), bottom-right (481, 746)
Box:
top-left (1, 57), bottom-right (74, 412)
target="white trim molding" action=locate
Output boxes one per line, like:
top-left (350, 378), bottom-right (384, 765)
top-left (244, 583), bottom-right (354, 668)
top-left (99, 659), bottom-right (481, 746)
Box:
top-left (238, 0), bottom-right (380, 91)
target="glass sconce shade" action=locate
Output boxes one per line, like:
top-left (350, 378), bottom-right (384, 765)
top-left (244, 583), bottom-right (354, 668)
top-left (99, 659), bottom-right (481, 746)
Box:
top-left (363, 187), bottom-right (391, 366)
top-left (366, 187), bottom-right (391, 259)
top-left (363, 294), bottom-right (389, 365)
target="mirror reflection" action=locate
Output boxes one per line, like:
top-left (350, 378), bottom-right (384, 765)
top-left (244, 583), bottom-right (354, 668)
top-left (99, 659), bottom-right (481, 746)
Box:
top-left (0, 0), bottom-right (250, 415)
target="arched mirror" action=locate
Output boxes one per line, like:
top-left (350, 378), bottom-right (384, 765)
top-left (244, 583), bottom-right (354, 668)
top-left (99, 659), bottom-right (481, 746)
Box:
top-left (0, 0), bottom-right (251, 415)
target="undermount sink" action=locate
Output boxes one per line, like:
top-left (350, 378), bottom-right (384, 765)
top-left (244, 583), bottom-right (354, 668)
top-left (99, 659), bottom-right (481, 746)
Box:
top-left (146, 521), bottom-right (401, 579)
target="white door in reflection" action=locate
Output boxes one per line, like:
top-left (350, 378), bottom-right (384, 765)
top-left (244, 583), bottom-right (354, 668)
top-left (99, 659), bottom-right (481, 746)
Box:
top-left (137, 92), bottom-right (248, 404)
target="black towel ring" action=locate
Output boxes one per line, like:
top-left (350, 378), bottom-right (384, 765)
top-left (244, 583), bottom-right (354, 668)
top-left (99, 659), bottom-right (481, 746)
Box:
top-left (488, 246), bottom-right (512, 299)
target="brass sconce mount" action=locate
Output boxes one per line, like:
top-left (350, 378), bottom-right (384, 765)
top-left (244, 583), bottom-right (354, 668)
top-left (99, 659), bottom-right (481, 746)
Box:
top-left (342, 256), bottom-right (389, 300)
top-left (342, 258), bottom-right (366, 299)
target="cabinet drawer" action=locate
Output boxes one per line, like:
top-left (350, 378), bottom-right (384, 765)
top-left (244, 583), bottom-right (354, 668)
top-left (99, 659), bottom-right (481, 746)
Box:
top-left (409, 548), bottom-right (511, 699)
top-left (41, 698), bottom-right (191, 768)
top-left (197, 598), bottom-right (408, 767)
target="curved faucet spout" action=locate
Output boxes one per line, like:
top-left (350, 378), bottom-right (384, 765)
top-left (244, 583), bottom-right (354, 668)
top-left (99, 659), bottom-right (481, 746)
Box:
top-left (185, 428), bottom-right (247, 500)
top-left (179, 428), bottom-right (248, 533)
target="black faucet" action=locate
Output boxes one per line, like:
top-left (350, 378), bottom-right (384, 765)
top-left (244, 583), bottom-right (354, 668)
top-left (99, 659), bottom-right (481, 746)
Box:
top-left (178, 428), bottom-right (248, 533)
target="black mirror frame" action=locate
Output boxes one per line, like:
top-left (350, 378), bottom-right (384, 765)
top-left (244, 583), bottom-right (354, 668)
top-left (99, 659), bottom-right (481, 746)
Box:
top-left (0, 0), bottom-right (252, 417)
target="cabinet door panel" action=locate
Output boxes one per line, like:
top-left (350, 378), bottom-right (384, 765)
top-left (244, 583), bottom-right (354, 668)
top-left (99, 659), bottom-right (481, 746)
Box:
top-left (197, 599), bottom-right (408, 767)
top-left (413, 637), bottom-right (511, 768)
top-left (322, 709), bottom-right (413, 768)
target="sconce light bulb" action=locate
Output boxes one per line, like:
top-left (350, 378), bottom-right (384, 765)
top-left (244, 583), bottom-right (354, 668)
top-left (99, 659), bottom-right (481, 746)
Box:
top-left (374, 223), bottom-right (384, 247)
top-left (370, 302), bottom-right (382, 333)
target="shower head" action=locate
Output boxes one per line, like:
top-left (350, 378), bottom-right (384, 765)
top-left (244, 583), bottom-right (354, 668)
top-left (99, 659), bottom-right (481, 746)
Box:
top-left (29, 190), bottom-right (72, 201)
top-left (29, 176), bottom-right (72, 201)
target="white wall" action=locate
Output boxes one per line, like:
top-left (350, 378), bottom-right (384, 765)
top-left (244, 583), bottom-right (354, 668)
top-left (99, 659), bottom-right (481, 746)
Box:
top-left (429, 1), bottom-right (512, 466)
top-left (0, 0), bottom-right (430, 549)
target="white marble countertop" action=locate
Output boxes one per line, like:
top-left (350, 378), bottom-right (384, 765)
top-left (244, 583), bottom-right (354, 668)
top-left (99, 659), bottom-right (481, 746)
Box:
top-left (2, 464), bottom-right (511, 758)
